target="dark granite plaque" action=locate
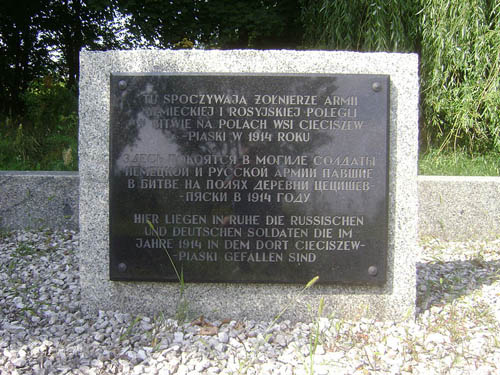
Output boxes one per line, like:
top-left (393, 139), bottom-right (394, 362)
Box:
top-left (109, 73), bottom-right (389, 284)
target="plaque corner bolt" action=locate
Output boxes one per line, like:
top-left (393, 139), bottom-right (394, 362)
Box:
top-left (118, 80), bottom-right (128, 90)
top-left (372, 82), bottom-right (382, 92)
top-left (368, 266), bottom-right (378, 276)
top-left (118, 262), bottom-right (127, 272)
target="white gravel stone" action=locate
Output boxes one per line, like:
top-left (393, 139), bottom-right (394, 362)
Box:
top-left (0, 231), bottom-right (499, 374)
top-left (217, 331), bottom-right (229, 344)
top-left (11, 357), bottom-right (26, 368)
top-left (173, 332), bottom-right (184, 343)
top-left (74, 326), bottom-right (86, 334)
top-left (425, 332), bottom-right (447, 346)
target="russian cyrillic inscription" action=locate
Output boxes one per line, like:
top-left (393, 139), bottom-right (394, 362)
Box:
top-left (109, 74), bottom-right (389, 284)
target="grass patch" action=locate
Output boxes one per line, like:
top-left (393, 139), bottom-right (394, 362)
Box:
top-left (419, 149), bottom-right (500, 176)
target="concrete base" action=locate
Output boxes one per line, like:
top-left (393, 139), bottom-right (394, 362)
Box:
top-left (0, 171), bottom-right (79, 231)
top-left (418, 176), bottom-right (500, 241)
top-left (77, 50), bottom-right (419, 322)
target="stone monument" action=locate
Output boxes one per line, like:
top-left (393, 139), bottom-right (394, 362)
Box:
top-left (79, 50), bottom-right (418, 321)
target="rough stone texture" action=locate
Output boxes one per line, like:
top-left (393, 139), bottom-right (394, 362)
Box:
top-left (0, 171), bottom-right (79, 231)
top-left (78, 50), bottom-right (419, 321)
top-left (419, 176), bottom-right (500, 241)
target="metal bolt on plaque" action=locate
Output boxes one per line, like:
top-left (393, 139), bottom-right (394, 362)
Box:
top-left (368, 266), bottom-right (378, 276)
top-left (372, 82), bottom-right (382, 92)
top-left (118, 263), bottom-right (127, 272)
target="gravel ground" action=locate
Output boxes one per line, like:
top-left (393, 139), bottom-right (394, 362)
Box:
top-left (0, 230), bottom-right (499, 375)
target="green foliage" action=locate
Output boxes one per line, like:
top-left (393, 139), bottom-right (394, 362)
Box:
top-left (39, 0), bottom-right (122, 87)
top-left (301, 0), bottom-right (500, 154)
top-left (3, 0), bottom-right (500, 172)
top-left (205, 0), bottom-right (303, 48)
top-left (301, 0), bottom-right (420, 52)
top-left (173, 38), bottom-right (195, 50)
top-left (118, 0), bottom-right (302, 49)
top-left (419, 149), bottom-right (500, 176)
top-left (0, 0), bottom-right (121, 117)
top-left (22, 77), bottom-right (77, 129)
top-left (0, 77), bottom-right (78, 171)
top-left (1, 0), bottom-right (303, 171)
top-left (420, 0), bottom-right (500, 153)
top-left (0, 1), bottom-right (52, 116)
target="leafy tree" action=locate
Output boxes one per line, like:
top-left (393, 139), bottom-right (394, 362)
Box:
top-left (0, 1), bottom-right (51, 117)
top-left (118, 0), bottom-right (302, 49)
top-left (420, 0), bottom-right (500, 153)
top-left (0, 0), bottom-right (122, 117)
top-left (1, 0), bottom-right (301, 118)
top-left (40, 0), bottom-right (122, 88)
top-left (300, 0), bottom-right (420, 52)
top-left (301, 0), bottom-right (500, 154)
top-left (202, 0), bottom-right (303, 48)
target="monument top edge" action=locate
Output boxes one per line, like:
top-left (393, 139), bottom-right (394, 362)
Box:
top-left (81, 49), bottom-right (418, 58)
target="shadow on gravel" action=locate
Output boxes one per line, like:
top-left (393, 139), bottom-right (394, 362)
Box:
top-left (416, 259), bottom-right (500, 315)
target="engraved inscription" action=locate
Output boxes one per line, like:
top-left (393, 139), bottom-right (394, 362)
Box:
top-left (109, 74), bottom-right (389, 284)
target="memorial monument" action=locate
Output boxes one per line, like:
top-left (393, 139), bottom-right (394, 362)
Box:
top-left (79, 50), bottom-right (418, 321)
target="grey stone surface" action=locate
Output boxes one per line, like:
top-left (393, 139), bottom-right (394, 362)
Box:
top-left (0, 171), bottom-right (79, 231)
top-left (79, 50), bottom-right (419, 321)
top-left (419, 176), bottom-right (500, 240)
